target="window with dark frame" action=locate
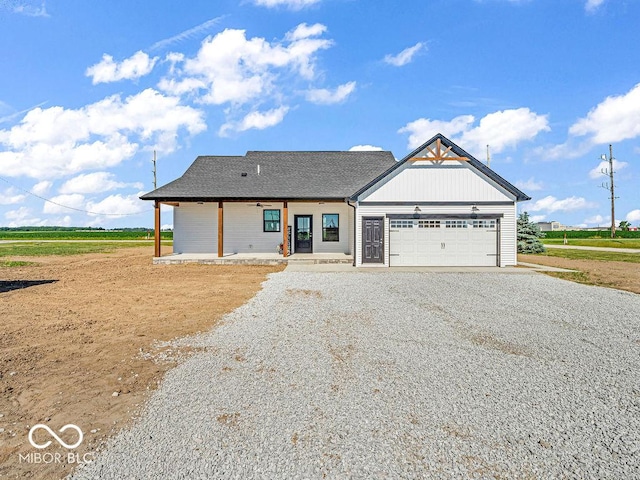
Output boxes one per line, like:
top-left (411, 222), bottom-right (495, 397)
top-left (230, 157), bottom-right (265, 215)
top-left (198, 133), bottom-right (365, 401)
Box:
top-left (263, 209), bottom-right (281, 232)
top-left (322, 214), bottom-right (339, 241)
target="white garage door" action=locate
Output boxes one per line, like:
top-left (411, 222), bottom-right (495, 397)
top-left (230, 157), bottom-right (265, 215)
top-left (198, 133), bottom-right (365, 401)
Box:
top-left (389, 219), bottom-right (498, 266)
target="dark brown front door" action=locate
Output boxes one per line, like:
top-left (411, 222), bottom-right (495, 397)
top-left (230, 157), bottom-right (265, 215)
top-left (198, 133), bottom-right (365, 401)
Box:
top-left (294, 215), bottom-right (313, 253)
top-left (362, 217), bottom-right (384, 263)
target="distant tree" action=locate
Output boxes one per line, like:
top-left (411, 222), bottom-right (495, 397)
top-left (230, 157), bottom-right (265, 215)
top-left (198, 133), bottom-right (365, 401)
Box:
top-left (517, 212), bottom-right (546, 254)
top-left (619, 220), bottom-right (631, 231)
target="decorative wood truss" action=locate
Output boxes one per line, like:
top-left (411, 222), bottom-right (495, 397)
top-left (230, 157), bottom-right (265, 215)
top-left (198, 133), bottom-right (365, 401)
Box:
top-left (409, 138), bottom-right (469, 163)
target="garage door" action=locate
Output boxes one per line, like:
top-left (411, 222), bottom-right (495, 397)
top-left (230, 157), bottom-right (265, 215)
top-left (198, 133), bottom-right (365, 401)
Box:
top-left (389, 219), bottom-right (498, 266)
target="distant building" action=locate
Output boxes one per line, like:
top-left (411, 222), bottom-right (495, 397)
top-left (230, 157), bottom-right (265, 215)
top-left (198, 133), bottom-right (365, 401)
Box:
top-left (536, 221), bottom-right (582, 232)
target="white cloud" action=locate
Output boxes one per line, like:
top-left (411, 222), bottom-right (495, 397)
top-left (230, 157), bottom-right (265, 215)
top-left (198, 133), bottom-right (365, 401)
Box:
top-left (286, 23), bottom-right (327, 41)
top-left (0, 187), bottom-right (26, 205)
top-left (59, 172), bottom-right (143, 194)
top-left (3, 207), bottom-right (44, 227)
top-left (399, 108), bottom-right (549, 157)
top-left (11, 1), bottom-right (48, 17)
top-left (161, 224), bottom-right (173, 231)
top-left (149, 16), bottom-right (225, 52)
top-left (531, 138), bottom-right (594, 161)
top-left (0, 88), bottom-right (206, 179)
top-left (570, 83), bottom-right (640, 144)
top-left (219, 106), bottom-right (290, 136)
top-left (43, 194), bottom-right (85, 214)
top-left (584, 214), bottom-right (606, 225)
top-left (31, 180), bottom-right (52, 196)
top-left (515, 177), bottom-right (544, 191)
top-left (528, 195), bottom-right (598, 213)
top-left (585, 0), bottom-right (605, 13)
top-left (86, 193), bottom-right (147, 218)
top-left (251, 0), bottom-right (320, 9)
top-left (349, 145), bottom-right (384, 152)
top-left (305, 81), bottom-right (356, 105)
top-left (86, 51), bottom-right (158, 84)
top-left (158, 24), bottom-right (333, 105)
top-left (384, 42), bottom-right (425, 67)
top-left (588, 159), bottom-right (628, 179)
top-left (626, 210), bottom-right (640, 223)
top-left (529, 215), bottom-right (547, 223)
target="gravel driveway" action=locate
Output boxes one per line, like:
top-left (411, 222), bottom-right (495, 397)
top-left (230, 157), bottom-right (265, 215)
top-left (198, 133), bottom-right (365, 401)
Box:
top-left (73, 270), bottom-right (640, 479)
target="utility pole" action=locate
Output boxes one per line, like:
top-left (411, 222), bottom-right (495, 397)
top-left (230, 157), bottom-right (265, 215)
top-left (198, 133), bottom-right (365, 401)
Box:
top-left (486, 145), bottom-right (491, 168)
top-left (599, 144), bottom-right (617, 239)
top-left (152, 150), bottom-right (157, 190)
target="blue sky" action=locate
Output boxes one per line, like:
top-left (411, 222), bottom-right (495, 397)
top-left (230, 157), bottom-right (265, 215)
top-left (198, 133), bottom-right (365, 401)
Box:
top-left (1, 0), bottom-right (639, 229)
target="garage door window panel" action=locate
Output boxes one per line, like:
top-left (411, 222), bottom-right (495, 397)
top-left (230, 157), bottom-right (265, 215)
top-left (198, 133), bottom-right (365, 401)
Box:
top-left (472, 220), bottom-right (496, 229)
top-left (445, 220), bottom-right (468, 228)
top-left (419, 220), bottom-right (440, 228)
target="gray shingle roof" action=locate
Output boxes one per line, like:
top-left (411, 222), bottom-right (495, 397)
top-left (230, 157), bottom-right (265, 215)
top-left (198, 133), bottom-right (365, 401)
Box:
top-left (140, 151), bottom-right (397, 201)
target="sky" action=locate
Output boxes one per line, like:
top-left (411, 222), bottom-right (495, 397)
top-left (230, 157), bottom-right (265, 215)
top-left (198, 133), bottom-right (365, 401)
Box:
top-left (0, 0), bottom-right (639, 229)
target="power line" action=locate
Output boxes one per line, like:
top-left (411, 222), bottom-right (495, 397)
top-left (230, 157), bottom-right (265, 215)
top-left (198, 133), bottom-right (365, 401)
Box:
top-left (0, 176), bottom-right (146, 217)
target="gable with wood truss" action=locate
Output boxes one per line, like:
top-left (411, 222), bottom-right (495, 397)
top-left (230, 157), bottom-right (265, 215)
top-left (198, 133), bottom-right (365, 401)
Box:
top-left (354, 134), bottom-right (527, 203)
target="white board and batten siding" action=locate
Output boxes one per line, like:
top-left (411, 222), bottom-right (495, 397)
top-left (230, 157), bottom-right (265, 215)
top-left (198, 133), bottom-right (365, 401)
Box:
top-left (360, 161), bottom-right (513, 203)
top-left (172, 201), bottom-right (353, 255)
top-left (355, 161), bottom-right (518, 267)
top-left (173, 203), bottom-right (217, 254)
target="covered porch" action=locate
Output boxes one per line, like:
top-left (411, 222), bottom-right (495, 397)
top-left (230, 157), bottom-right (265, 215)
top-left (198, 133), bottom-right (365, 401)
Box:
top-left (153, 199), bottom-right (354, 259)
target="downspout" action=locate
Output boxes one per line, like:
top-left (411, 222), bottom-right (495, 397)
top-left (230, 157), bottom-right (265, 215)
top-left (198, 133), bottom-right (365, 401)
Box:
top-left (347, 199), bottom-right (357, 267)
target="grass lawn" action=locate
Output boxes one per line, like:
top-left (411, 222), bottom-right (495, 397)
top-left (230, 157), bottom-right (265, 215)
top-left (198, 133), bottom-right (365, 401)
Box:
top-left (0, 241), bottom-right (165, 257)
top-left (534, 248), bottom-right (640, 263)
top-left (543, 238), bottom-right (640, 249)
top-left (0, 231), bottom-right (172, 240)
top-left (0, 260), bottom-right (36, 267)
top-left (521, 247), bottom-right (640, 294)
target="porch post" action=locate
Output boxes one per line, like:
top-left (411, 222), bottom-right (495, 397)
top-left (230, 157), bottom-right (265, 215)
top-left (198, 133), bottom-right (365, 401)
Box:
top-left (283, 201), bottom-right (289, 257)
top-left (217, 201), bottom-right (224, 258)
top-left (154, 200), bottom-right (161, 257)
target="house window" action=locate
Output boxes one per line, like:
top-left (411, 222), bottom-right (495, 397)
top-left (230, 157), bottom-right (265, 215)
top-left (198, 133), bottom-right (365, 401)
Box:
top-left (322, 214), bottom-right (339, 241)
top-left (263, 209), bottom-right (280, 232)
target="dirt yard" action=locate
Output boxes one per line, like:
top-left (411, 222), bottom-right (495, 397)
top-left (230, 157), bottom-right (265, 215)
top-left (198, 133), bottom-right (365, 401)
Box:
top-left (519, 254), bottom-right (640, 294)
top-left (0, 247), bottom-right (283, 479)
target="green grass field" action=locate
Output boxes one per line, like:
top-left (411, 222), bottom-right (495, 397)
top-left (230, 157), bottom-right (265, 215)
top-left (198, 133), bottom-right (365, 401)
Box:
top-left (0, 260), bottom-right (36, 267)
top-left (0, 230), bottom-right (173, 240)
top-left (0, 241), bottom-right (161, 258)
top-left (534, 248), bottom-right (640, 263)
top-left (543, 238), bottom-right (640, 248)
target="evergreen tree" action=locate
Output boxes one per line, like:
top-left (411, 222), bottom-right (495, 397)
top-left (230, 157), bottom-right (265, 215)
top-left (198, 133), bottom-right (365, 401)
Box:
top-left (517, 212), bottom-right (546, 254)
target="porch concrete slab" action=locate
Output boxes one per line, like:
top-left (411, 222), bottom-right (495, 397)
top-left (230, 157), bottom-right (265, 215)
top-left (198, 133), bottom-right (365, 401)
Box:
top-left (153, 252), bottom-right (353, 266)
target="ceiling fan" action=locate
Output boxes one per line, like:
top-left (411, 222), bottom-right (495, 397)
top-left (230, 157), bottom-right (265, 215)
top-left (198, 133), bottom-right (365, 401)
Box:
top-left (245, 202), bottom-right (272, 207)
